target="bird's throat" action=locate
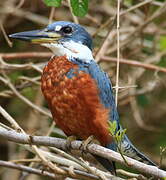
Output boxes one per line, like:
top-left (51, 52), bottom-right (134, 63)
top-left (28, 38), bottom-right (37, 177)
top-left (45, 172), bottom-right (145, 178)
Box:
top-left (42, 40), bottom-right (93, 63)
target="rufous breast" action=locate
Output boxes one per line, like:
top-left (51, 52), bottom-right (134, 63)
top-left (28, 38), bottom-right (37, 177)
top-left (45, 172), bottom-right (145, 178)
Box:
top-left (41, 56), bottom-right (112, 145)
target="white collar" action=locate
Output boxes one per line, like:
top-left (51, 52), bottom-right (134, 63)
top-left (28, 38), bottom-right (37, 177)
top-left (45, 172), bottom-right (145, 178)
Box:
top-left (42, 40), bottom-right (93, 63)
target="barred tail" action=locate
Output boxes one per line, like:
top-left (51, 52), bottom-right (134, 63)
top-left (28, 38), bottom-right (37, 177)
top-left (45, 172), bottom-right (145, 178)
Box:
top-left (121, 135), bottom-right (156, 166)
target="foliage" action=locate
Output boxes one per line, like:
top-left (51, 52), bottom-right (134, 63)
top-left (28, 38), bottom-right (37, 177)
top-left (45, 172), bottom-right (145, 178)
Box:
top-left (108, 121), bottom-right (128, 165)
top-left (108, 121), bottom-right (126, 148)
top-left (43, 0), bottom-right (62, 7)
top-left (160, 146), bottom-right (166, 167)
top-left (43, 0), bottom-right (89, 16)
top-left (160, 36), bottom-right (166, 50)
top-left (1, 0), bottom-right (166, 179)
top-left (70, 0), bottom-right (88, 17)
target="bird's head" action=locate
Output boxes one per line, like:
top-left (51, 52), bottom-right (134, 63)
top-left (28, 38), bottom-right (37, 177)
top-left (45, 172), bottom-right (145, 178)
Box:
top-left (9, 21), bottom-right (93, 63)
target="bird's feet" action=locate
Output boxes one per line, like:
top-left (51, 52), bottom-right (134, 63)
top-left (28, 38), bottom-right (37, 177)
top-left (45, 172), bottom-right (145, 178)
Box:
top-left (65, 135), bottom-right (76, 152)
top-left (80, 135), bottom-right (100, 154)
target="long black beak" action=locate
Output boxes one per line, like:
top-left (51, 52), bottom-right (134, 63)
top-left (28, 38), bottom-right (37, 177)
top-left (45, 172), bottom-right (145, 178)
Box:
top-left (9, 29), bottom-right (62, 43)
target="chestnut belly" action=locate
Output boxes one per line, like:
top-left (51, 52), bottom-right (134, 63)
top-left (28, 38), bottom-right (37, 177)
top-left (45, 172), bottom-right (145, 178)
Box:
top-left (41, 56), bottom-right (112, 145)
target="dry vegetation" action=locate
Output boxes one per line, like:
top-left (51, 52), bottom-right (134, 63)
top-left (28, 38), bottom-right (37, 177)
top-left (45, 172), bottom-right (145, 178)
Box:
top-left (0, 0), bottom-right (166, 179)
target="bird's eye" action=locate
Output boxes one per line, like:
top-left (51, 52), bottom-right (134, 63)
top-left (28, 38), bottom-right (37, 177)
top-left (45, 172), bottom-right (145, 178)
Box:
top-left (61, 26), bottom-right (73, 34)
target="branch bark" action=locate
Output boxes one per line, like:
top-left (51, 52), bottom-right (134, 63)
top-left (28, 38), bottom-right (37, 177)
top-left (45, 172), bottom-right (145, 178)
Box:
top-left (0, 160), bottom-right (56, 179)
top-left (0, 160), bottom-right (108, 180)
top-left (1, 52), bottom-right (166, 73)
top-left (0, 127), bottom-right (165, 178)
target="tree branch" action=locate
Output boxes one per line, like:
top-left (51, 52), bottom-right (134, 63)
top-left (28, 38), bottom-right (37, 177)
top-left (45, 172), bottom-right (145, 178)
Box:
top-left (0, 160), bottom-right (109, 180)
top-left (1, 52), bottom-right (166, 73)
top-left (0, 127), bottom-right (165, 178)
top-left (102, 56), bottom-right (166, 73)
top-left (0, 52), bottom-right (52, 59)
top-left (0, 160), bottom-right (56, 179)
top-left (0, 76), bottom-right (51, 118)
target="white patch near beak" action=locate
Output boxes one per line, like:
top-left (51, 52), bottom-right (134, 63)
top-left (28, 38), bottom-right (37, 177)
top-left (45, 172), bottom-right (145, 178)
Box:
top-left (42, 40), bottom-right (93, 63)
top-left (54, 25), bottom-right (62, 31)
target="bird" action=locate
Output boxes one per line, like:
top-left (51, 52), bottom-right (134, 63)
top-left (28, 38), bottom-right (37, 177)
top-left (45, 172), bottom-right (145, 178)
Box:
top-left (9, 21), bottom-right (156, 174)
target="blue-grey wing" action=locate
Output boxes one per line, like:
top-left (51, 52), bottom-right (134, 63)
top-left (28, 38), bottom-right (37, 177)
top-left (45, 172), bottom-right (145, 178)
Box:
top-left (68, 59), bottom-right (156, 166)
top-left (88, 60), bottom-right (156, 166)
top-left (88, 60), bottom-right (120, 125)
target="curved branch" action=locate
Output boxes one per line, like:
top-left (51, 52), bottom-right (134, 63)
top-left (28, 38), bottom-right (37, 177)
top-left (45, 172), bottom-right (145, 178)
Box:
top-left (1, 52), bottom-right (166, 73)
top-left (102, 56), bottom-right (166, 73)
top-left (0, 127), bottom-right (165, 178)
top-left (0, 160), bottom-right (104, 180)
top-left (0, 160), bottom-right (56, 179)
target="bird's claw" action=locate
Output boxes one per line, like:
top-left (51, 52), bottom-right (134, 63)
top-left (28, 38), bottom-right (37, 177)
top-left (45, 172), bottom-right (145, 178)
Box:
top-left (65, 136), bottom-right (76, 152)
top-left (80, 135), bottom-right (99, 155)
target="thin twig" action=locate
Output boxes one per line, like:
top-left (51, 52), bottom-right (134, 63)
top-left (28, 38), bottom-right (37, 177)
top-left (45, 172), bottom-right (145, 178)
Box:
top-left (116, 169), bottom-right (147, 180)
top-left (0, 52), bottom-right (52, 60)
top-left (0, 22), bottom-right (13, 47)
top-left (120, 0), bottom-right (154, 17)
top-left (115, 0), bottom-right (121, 106)
top-left (16, 0), bottom-right (25, 9)
top-left (50, 147), bottom-right (111, 180)
top-left (0, 75), bottom-right (51, 118)
top-left (128, 78), bottom-right (156, 131)
top-left (0, 160), bottom-right (56, 179)
top-left (1, 7), bottom-right (49, 25)
top-left (0, 125), bottom-right (120, 179)
top-left (0, 160), bottom-right (104, 180)
top-left (101, 56), bottom-right (166, 73)
top-left (49, 7), bottom-right (55, 24)
top-left (0, 57), bottom-right (44, 72)
top-left (95, 19), bottom-right (116, 62)
top-left (93, 0), bottom-right (155, 37)
top-left (107, 1), bottom-right (166, 54)
top-left (0, 106), bottom-right (65, 175)
top-left (1, 52), bottom-right (166, 73)
top-left (0, 128), bottom-right (165, 178)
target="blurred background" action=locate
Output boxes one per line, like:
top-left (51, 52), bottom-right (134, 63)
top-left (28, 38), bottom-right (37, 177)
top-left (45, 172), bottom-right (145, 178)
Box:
top-left (0, 0), bottom-right (166, 179)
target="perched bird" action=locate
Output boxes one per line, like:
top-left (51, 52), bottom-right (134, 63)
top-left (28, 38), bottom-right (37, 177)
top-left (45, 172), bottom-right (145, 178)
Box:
top-left (9, 21), bottom-right (156, 173)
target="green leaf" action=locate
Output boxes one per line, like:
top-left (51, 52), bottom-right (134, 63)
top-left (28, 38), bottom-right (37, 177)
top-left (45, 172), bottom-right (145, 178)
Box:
top-left (159, 36), bottom-right (166, 51)
top-left (43, 0), bottom-right (62, 7)
top-left (108, 121), bottom-right (126, 144)
top-left (108, 121), bottom-right (117, 135)
top-left (115, 129), bottom-right (126, 143)
top-left (70, 0), bottom-right (88, 17)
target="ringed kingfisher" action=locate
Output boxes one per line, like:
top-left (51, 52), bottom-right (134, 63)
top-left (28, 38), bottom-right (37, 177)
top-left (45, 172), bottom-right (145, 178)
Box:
top-left (9, 21), bottom-right (156, 173)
